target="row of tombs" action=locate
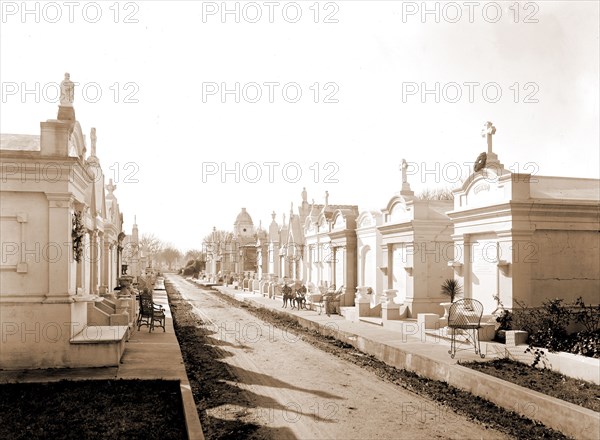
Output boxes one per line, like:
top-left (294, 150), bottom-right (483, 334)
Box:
top-left (204, 126), bottom-right (599, 339)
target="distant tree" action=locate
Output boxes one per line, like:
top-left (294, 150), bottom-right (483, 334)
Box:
top-left (159, 245), bottom-right (182, 270)
top-left (418, 187), bottom-right (455, 201)
top-left (202, 230), bottom-right (233, 250)
top-left (140, 233), bottom-right (163, 268)
top-left (184, 249), bottom-right (204, 261)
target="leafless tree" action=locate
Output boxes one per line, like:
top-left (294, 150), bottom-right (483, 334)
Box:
top-left (418, 186), bottom-right (456, 201)
top-left (159, 245), bottom-right (182, 270)
top-left (140, 233), bottom-right (163, 265)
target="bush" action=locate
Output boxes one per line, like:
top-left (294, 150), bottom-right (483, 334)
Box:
top-left (513, 297), bottom-right (600, 358)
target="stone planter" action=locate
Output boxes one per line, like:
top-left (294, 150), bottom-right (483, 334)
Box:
top-left (496, 329), bottom-right (507, 342)
top-left (440, 302), bottom-right (452, 320)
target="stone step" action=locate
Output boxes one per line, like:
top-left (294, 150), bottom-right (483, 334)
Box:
top-left (70, 325), bottom-right (129, 343)
top-left (69, 325), bottom-right (129, 367)
top-left (359, 317), bottom-right (384, 326)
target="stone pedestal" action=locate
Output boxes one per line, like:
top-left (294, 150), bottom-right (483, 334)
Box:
top-left (506, 330), bottom-right (528, 346)
top-left (381, 289), bottom-right (400, 320)
top-left (355, 286), bottom-right (371, 318)
top-left (418, 313), bottom-right (441, 330)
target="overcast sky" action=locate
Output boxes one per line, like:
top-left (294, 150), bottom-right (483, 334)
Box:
top-left (1, 1), bottom-right (598, 252)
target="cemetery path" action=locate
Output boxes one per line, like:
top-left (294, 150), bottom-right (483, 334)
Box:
top-left (170, 276), bottom-right (510, 440)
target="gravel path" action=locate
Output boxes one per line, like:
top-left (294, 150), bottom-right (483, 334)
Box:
top-left (169, 276), bottom-right (510, 440)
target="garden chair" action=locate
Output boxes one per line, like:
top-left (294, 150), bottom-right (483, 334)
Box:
top-left (448, 298), bottom-right (485, 358)
top-left (137, 290), bottom-right (166, 332)
top-left (323, 284), bottom-right (344, 317)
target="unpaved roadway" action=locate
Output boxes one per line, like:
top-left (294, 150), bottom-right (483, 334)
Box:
top-left (169, 276), bottom-right (509, 440)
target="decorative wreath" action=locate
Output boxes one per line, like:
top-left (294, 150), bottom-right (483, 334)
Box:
top-left (474, 152), bottom-right (487, 173)
top-left (72, 211), bottom-right (86, 262)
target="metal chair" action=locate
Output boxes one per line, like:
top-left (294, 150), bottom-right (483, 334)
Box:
top-left (137, 290), bottom-right (166, 332)
top-left (448, 298), bottom-right (485, 358)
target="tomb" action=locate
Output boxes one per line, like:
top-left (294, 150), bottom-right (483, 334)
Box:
top-left (449, 122), bottom-right (600, 313)
top-left (0, 74), bottom-right (130, 369)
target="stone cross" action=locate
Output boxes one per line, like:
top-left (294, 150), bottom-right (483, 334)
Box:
top-left (481, 121), bottom-right (496, 155)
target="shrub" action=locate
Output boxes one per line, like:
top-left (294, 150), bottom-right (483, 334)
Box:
top-left (513, 297), bottom-right (600, 358)
top-left (495, 309), bottom-right (513, 331)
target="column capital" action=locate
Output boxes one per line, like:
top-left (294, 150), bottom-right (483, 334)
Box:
top-left (46, 192), bottom-right (74, 208)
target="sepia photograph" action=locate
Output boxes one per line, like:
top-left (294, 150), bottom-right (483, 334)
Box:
top-left (1, 1), bottom-right (599, 439)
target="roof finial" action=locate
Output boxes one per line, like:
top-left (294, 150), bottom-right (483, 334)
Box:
top-left (481, 121), bottom-right (496, 155)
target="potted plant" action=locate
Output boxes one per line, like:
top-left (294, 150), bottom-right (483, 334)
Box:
top-left (440, 279), bottom-right (463, 320)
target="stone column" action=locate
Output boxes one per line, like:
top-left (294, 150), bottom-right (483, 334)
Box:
top-left (45, 193), bottom-right (75, 300)
top-left (89, 230), bottom-right (99, 295)
top-left (100, 235), bottom-right (110, 293)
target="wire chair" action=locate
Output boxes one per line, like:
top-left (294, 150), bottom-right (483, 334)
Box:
top-left (447, 298), bottom-right (485, 359)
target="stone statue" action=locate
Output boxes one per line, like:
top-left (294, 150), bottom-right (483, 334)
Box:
top-left (302, 187), bottom-right (307, 202)
top-left (60, 73), bottom-right (75, 107)
top-left (325, 191), bottom-right (329, 206)
top-left (90, 128), bottom-right (97, 157)
top-left (106, 178), bottom-right (117, 196)
top-left (401, 159), bottom-right (408, 184)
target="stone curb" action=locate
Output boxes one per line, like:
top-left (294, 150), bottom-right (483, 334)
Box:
top-left (213, 285), bottom-right (599, 440)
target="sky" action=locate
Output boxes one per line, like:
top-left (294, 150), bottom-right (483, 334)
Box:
top-left (1, 1), bottom-right (598, 252)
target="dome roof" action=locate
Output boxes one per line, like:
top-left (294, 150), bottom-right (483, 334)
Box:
top-left (234, 207), bottom-right (254, 226)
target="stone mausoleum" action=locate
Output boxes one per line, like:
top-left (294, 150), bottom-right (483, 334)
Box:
top-left (449, 122), bottom-right (600, 314)
top-left (0, 74), bottom-right (134, 369)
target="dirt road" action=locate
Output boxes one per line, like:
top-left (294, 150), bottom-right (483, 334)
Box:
top-left (169, 276), bottom-right (509, 440)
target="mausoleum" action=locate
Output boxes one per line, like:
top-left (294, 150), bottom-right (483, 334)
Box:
top-left (449, 122), bottom-right (600, 314)
top-left (0, 74), bottom-right (131, 369)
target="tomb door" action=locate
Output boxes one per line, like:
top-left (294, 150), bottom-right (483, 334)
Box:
top-left (362, 246), bottom-right (375, 289)
top-left (392, 243), bottom-right (407, 304)
top-left (469, 236), bottom-right (498, 313)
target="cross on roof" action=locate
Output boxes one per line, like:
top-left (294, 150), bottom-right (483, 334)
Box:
top-left (481, 121), bottom-right (496, 154)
